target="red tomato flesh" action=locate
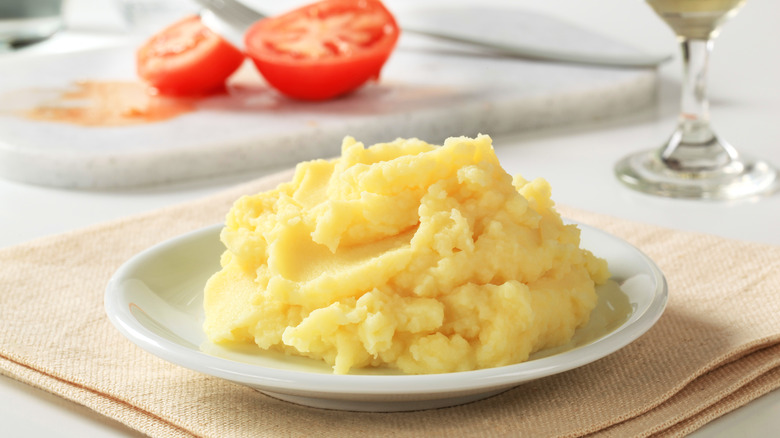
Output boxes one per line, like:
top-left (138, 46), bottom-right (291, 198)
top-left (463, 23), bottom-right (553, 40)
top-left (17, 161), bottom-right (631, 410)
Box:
top-left (244, 0), bottom-right (400, 100)
top-left (137, 15), bottom-right (245, 96)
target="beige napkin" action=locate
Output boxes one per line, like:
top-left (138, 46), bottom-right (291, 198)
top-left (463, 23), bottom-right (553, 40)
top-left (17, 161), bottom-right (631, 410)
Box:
top-left (1, 170), bottom-right (779, 438)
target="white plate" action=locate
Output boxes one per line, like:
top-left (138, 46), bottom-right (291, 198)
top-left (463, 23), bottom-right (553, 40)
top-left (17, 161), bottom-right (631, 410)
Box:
top-left (105, 222), bottom-right (667, 412)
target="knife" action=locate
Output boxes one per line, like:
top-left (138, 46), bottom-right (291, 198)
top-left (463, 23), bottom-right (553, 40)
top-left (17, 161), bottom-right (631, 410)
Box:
top-left (195, 0), bottom-right (671, 69)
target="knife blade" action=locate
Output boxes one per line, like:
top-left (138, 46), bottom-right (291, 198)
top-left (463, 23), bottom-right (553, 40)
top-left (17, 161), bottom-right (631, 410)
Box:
top-left (194, 0), bottom-right (671, 68)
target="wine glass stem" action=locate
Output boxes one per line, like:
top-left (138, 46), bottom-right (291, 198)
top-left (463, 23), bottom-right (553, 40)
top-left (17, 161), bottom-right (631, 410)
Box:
top-left (680, 39), bottom-right (712, 140)
top-left (661, 38), bottom-right (739, 171)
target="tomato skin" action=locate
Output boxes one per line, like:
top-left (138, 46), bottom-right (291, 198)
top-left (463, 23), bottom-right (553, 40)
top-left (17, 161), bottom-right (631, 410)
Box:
top-left (244, 0), bottom-right (400, 101)
top-left (137, 15), bottom-right (245, 96)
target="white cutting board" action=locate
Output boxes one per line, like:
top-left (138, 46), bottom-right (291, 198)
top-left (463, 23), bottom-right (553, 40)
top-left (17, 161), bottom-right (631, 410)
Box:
top-left (0, 7), bottom-right (659, 189)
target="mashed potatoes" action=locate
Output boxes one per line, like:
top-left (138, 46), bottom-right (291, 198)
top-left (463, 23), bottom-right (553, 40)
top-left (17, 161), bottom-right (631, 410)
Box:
top-left (203, 135), bottom-right (609, 374)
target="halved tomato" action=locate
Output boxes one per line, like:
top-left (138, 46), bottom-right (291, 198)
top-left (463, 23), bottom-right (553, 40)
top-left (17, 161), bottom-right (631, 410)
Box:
top-left (244, 0), bottom-right (400, 101)
top-left (137, 15), bottom-right (245, 96)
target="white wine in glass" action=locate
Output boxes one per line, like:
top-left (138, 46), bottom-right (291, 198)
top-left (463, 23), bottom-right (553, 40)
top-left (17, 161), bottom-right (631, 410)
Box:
top-left (614, 0), bottom-right (778, 199)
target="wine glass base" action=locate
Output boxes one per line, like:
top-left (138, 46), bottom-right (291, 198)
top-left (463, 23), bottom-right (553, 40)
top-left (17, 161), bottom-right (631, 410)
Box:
top-left (615, 149), bottom-right (779, 200)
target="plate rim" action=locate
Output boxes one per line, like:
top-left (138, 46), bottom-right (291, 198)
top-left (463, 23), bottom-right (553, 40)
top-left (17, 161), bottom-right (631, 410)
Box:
top-left (105, 221), bottom-right (668, 398)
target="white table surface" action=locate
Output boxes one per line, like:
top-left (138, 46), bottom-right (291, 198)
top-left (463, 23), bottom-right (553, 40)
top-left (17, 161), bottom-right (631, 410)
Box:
top-left (1, 0), bottom-right (778, 436)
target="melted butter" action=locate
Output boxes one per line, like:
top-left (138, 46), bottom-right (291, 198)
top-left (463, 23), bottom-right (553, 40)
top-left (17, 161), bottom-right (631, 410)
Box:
top-left (6, 81), bottom-right (198, 127)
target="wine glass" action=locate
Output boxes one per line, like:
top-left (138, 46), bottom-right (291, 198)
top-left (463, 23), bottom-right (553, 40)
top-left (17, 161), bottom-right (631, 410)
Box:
top-left (614, 0), bottom-right (778, 199)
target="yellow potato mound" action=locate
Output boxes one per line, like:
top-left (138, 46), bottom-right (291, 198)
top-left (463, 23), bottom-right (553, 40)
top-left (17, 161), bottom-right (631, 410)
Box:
top-left (203, 135), bottom-right (609, 374)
